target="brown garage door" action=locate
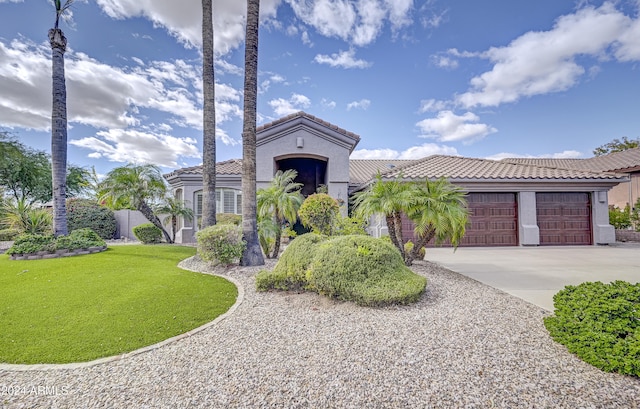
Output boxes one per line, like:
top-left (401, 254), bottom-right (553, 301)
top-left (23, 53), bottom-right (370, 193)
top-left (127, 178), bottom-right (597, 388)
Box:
top-left (401, 192), bottom-right (518, 247)
top-left (536, 192), bottom-right (591, 245)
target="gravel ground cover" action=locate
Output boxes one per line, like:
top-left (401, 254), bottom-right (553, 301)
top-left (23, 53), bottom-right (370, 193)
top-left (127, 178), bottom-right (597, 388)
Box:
top-left (1, 257), bottom-right (638, 408)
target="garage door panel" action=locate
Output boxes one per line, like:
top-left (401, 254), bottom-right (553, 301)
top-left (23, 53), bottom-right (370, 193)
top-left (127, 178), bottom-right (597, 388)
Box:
top-left (537, 192), bottom-right (591, 245)
top-left (403, 192), bottom-right (518, 247)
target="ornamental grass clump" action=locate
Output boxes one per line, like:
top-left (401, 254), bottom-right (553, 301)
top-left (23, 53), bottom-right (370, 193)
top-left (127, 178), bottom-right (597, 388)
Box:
top-left (544, 281), bottom-right (640, 377)
top-left (255, 233), bottom-right (327, 291)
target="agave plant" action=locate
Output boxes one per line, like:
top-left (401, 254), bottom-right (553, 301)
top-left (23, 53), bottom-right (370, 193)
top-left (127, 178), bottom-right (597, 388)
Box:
top-left (1, 198), bottom-right (53, 235)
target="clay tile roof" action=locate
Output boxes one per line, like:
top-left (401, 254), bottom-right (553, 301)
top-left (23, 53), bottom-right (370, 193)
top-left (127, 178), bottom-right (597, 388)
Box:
top-left (257, 111), bottom-right (361, 141)
top-left (163, 159), bottom-right (242, 178)
top-left (349, 159), bottom-right (416, 186)
top-left (380, 155), bottom-right (625, 181)
top-left (502, 147), bottom-right (640, 173)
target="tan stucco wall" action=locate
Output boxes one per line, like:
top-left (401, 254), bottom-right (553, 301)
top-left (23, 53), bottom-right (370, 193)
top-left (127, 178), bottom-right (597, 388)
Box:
top-left (608, 172), bottom-right (640, 209)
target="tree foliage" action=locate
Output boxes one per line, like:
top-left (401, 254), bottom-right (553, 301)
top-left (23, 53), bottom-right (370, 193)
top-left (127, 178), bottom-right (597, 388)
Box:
top-left (593, 136), bottom-right (640, 156)
top-left (0, 133), bottom-right (91, 204)
top-left (98, 164), bottom-right (172, 243)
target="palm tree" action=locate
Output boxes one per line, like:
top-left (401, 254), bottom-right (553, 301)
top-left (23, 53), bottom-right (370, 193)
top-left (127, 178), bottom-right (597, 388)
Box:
top-left (352, 174), bottom-right (415, 261)
top-left (405, 178), bottom-right (469, 265)
top-left (155, 197), bottom-right (195, 243)
top-left (201, 0), bottom-right (217, 228)
top-left (257, 169), bottom-right (303, 258)
top-left (50, 0), bottom-right (74, 237)
top-left (98, 164), bottom-right (173, 243)
top-left (240, 0), bottom-right (264, 266)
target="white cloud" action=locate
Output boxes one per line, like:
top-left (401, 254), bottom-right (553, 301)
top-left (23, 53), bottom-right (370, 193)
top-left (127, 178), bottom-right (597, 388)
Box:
top-left (456, 3), bottom-right (636, 108)
top-left (432, 55), bottom-right (458, 69)
top-left (416, 110), bottom-right (497, 143)
top-left (287, 0), bottom-right (414, 46)
top-left (268, 93), bottom-right (311, 116)
top-left (0, 38), bottom-right (242, 133)
top-left (351, 143), bottom-right (458, 159)
top-left (485, 150), bottom-right (583, 161)
top-left (95, 0), bottom-right (281, 54)
top-left (347, 99), bottom-right (371, 110)
top-left (70, 129), bottom-right (200, 168)
top-left (418, 99), bottom-right (448, 113)
top-left (314, 48), bottom-right (372, 69)
top-left (321, 98), bottom-right (336, 109)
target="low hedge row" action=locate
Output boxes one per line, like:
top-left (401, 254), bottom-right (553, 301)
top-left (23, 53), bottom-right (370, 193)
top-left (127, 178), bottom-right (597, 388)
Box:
top-left (7, 228), bottom-right (107, 256)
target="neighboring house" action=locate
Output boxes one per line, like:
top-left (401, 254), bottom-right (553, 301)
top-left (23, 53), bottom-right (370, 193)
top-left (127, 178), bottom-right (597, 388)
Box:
top-left (502, 147), bottom-right (640, 210)
top-left (164, 112), bottom-right (627, 246)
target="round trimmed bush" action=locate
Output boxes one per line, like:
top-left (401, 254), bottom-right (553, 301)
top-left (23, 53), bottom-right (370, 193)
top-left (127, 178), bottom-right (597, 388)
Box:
top-left (133, 223), bottom-right (163, 244)
top-left (298, 193), bottom-right (339, 235)
top-left (544, 281), bottom-right (640, 376)
top-left (67, 199), bottom-right (117, 239)
top-left (196, 224), bottom-right (245, 265)
top-left (256, 233), bottom-right (327, 291)
top-left (306, 235), bottom-right (427, 306)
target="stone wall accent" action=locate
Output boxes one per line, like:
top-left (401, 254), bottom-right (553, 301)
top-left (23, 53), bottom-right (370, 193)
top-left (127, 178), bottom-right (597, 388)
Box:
top-left (615, 229), bottom-right (640, 243)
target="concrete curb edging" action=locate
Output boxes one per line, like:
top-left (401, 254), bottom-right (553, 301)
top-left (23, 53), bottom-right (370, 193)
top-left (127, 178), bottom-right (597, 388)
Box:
top-left (0, 256), bottom-right (244, 372)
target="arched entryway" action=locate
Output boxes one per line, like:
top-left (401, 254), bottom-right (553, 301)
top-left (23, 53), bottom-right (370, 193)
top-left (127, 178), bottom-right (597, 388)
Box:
top-left (276, 156), bottom-right (327, 197)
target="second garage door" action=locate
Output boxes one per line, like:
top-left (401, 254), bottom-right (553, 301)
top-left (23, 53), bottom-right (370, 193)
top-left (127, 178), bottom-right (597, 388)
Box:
top-left (536, 192), bottom-right (592, 245)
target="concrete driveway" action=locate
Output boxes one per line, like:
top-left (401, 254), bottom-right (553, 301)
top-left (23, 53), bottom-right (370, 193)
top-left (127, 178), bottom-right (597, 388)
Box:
top-left (425, 243), bottom-right (640, 311)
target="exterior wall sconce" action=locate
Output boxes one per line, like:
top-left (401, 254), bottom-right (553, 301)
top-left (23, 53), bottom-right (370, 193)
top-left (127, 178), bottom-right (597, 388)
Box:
top-left (296, 137), bottom-right (304, 148)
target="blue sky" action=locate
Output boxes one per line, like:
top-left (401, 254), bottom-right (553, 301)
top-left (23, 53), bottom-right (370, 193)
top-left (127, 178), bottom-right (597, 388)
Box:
top-left (1, 0), bottom-right (639, 176)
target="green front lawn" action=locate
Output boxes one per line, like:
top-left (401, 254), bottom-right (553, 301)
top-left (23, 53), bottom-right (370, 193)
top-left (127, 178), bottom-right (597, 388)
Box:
top-left (0, 245), bottom-right (237, 365)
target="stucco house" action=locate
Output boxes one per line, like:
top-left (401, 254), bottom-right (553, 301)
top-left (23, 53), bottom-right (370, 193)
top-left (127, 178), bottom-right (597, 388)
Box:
top-left (164, 112), bottom-right (627, 246)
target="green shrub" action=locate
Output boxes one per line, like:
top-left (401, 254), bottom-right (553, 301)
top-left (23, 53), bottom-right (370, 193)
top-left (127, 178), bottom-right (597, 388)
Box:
top-left (609, 205), bottom-right (631, 229)
top-left (216, 213), bottom-right (242, 225)
top-left (67, 199), bottom-right (117, 239)
top-left (196, 224), bottom-right (245, 265)
top-left (133, 223), bottom-right (163, 244)
top-left (298, 193), bottom-right (339, 235)
top-left (544, 281), bottom-right (640, 377)
top-left (306, 235), bottom-right (427, 307)
top-left (6, 229), bottom-right (106, 255)
top-left (256, 233), bottom-right (327, 291)
top-left (55, 228), bottom-right (106, 250)
top-left (334, 215), bottom-right (367, 236)
top-left (6, 234), bottom-right (56, 255)
top-left (0, 228), bottom-right (21, 241)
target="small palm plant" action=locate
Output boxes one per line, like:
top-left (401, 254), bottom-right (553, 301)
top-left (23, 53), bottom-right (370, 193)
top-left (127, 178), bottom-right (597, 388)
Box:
top-left (353, 175), bottom-right (469, 266)
top-left (154, 197), bottom-right (195, 243)
top-left (257, 169), bottom-right (304, 258)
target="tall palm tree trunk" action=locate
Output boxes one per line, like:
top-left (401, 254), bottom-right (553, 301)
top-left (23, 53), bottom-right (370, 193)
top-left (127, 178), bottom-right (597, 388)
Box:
top-left (240, 0), bottom-right (265, 266)
top-left (201, 0), bottom-right (217, 229)
top-left (49, 27), bottom-right (68, 237)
